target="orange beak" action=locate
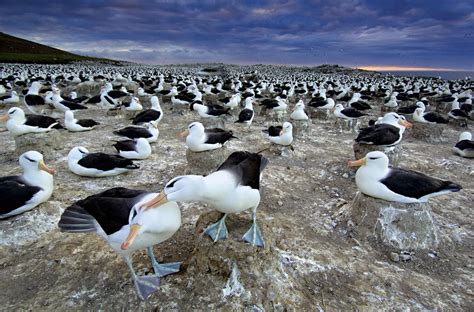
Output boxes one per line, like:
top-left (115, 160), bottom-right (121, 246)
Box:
top-left (39, 160), bottom-right (56, 175)
top-left (348, 157), bottom-right (366, 167)
top-left (0, 114), bottom-right (8, 122)
top-left (121, 224), bottom-right (141, 250)
top-left (178, 128), bottom-right (189, 138)
top-left (400, 119), bottom-right (412, 129)
top-left (141, 191), bottom-right (167, 210)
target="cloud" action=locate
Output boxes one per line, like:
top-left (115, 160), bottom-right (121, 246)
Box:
top-left (0, 0), bottom-right (472, 69)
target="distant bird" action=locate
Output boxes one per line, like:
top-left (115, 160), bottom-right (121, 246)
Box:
top-left (267, 122), bottom-right (293, 146)
top-left (0, 91), bottom-right (19, 105)
top-left (235, 97), bottom-right (255, 128)
top-left (1, 107), bottom-right (61, 136)
top-left (180, 121), bottom-right (236, 152)
top-left (64, 110), bottom-right (99, 132)
top-left (290, 100), bottom-right (309, 121)
top-left (51, 89), bottom-right (88, 112)
top-left (452, 131), bottom-right (474, 158)
top-left (24, 81), bottom-right (45, 106)
top-left (333, 104), bottom-right (367, 120)
top-left (132, 96), bottom-right (163, 125)
top-left (190, 102), bottom-right (230, 119)
top-left (1, 151), bottom-right (55, 219)
top-left (140, 151), bottom-right (268, 247)
top-left (58, 187), bottom-right (181, 300)
top-left (349, 151), bottom-right (461, 203)
top-left (122, 97), bottom-right (143, 111)
top-left (113, 121), bottom-right (159, 143)
top-left (68, 147), bottom-right (139, 177)
top-left (113, 138), bottom-right (152, 160)
top-left (413, 102), bottom-right (449, 124)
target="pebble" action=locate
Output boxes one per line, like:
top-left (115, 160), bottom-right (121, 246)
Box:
top-left (400, 253), bottom-right (412, 262)
top-left (389, 252), bottom-right (400, 262)
top-left (342, 173), bottom-right (349, 179)
top-left (277, 200), bottom-right (283, 206)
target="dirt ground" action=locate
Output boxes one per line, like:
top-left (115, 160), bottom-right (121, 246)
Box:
top-left (0, 79), bottom-right (473, 311)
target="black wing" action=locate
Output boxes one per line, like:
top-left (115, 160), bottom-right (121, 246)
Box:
top-left (350, 102), bottom-right (371, 110)
top-left (397, 105), bottom-right (417, 114)
top-left (355, 124), bottom-right (400, 145)
top-left (78, 153), bottom-right (139, 171)
top-left (59, 187), bottom-right (149, 235)
top-left (60, 100), bottom-right (87, 110)
top-left (108, 90), bottom-right (128, 98)
top-left (424, 112), bottom-right (449, 123)
top-left (0, 176), bottom-right (42, 216)
top-left (77, 119), bottom-right (99, 128)
top-left (25, 114), bottom-right (62, 129)
top-left (113, 140), bottom-right (137, 152)
top-left (25, 94), bottom-right (44, 106)
top-left (132, 110), bottom-right (161, 124)
top-left (216, 151), bottom-right (268, 189)
top-left (268, 126), bottom-right (282, 137)
top-left (236, 109), bottom-right (253, 122)
top-left (380, 168), bottom-right (461, 199)
top-left (341, 108), bottom-right (366, 117)
top-left (86, 94), bottom-right (101, 104)
top-left (455, 140), bottom-right (474, 150)
top-left (205, 128), bottom-right (236, 144)
top-left (113, 127), bottom-right (151, 139)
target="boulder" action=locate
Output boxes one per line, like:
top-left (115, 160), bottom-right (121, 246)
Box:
top-left (347, 192), bottom-right (439, 250)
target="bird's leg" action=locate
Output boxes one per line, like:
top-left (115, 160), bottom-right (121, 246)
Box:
top-left (204, 213), bottom-right (229, 242)
top-left (124, 255), bottom-right (160, 300)
top-left (242, 207), bottom-right (265, 247)
top-left (146, 247), bottom-right (181, 277)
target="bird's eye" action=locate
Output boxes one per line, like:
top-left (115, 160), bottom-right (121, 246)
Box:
top-left (369, 157), bottom-right (379, 160)
top-left (24, 156), bottom-right (36, 162)
top-left (9, 109), bottom-right (16, 114)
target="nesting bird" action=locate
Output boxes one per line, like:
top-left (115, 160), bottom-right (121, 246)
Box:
top-left (349, 151), bottom-right (462, 203)
top-left (355, 113), bottom-right (412, 146)
top-left (64, 110), bottom-right (99, 132)
top-left (180, 121), bottom-right (236, 152)
top-left (267, 122), bottom-right (294, 146)
top-left (113, 138), bottom-right (152, 160)
top-left (113, 121), bottom-right (159, 143)
top-left (290, 100), bottom-right (309, 121)
top-left (452, 132), bottom-right (474, 158)
top-left (132, 96), bottom-right (163, 124)
top-left (1, 107), bottom-right (61, 136)
top-left (68, 147), bottom-right (139, 177)
top-left (1, 151), bottom-right (55, 219)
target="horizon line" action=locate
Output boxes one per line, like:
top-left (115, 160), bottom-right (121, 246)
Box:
top-left (355, 66), bottom-right (472, 72)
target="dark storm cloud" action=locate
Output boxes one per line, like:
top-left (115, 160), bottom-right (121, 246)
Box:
top-left (0, 0), bottom-right (472, 69)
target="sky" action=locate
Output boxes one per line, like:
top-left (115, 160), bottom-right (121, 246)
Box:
top-left (1, 0), bottom-right (473, 70)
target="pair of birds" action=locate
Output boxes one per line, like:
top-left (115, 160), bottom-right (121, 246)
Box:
top-left (58, 151), bottom-right (268, 300)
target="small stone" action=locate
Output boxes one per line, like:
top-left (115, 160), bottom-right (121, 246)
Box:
top-left (342, 173), bottom-right (349, 179)
top-left (246, 256), bottom-right (254, 262)
top-left (277, 200), bottom-right (283, 206)
top-left (400, 253), bottom-right (412, 262)
top-left (389, 252), bottom-right (400, 262)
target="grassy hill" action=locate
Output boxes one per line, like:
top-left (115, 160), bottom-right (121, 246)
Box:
top-left (0, 32), bottom-right (124, 65)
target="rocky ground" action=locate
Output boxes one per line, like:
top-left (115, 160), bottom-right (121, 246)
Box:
top-left (0, 89), bottom-right (473, 311)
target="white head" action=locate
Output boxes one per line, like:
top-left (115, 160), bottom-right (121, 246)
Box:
top-left (19, 151), bottom-right (56, 175)
top-left (68, 146), bottom-right (89, 162)
top-left (415, 102), bottom-right (425, 110)
top-left (381, 112), bottom-right (412, 129)
top-left (150, 96), bottom-right (161, 110)
top-left (348, 151), bottom-right (389, 170)
top-left (294, 100), bottom-right (305, 110)
top-left (70, 91), bottom-right (77, 99)
top-left (281, 122), bottom-right (293, 135)
top-left (180, 121), bottom-right (204, 138)
top-left (459, 131), bottom-right (472, 141)
top-left (147, 120), bottom-right (158, 129)
top-left (2, 107), bottom-right (26, 123)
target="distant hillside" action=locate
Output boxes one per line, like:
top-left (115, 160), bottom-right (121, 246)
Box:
top-left (0, 32), bottom-right (125, 65)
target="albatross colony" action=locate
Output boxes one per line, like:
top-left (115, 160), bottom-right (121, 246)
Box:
top-left (0, 63), bottom-right (473, 310)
